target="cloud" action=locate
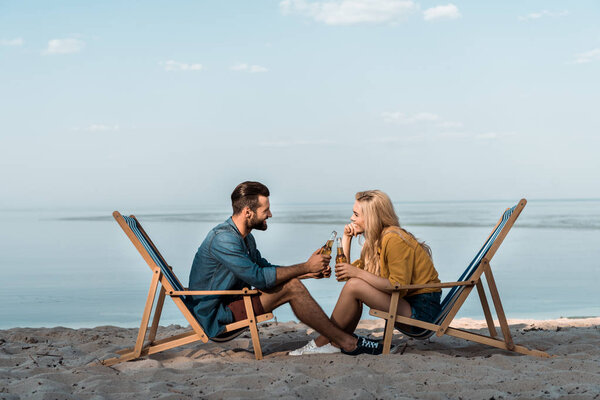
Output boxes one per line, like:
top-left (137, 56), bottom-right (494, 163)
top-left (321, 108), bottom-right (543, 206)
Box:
top-left (0, 38), bottom-right (24, 46)
top-left (474, 132), bottom-right (515, 140)
top-left (280, 0), bottom-right (417, 25)
top-left (230, 63), bottom-right (269, 73)
top-left (572, 48), bottom-right (600, 64)
top-left (259, 139), bottom-right (334, 147)
top-left (382, 111), bottom-right (468, 131)
top-left (72, 124), bottom-right (120, 132)
top-left (162, 60), bottom-right (203, 71)
top-left (365, 135), bottom-right (423, 144)
top-left (518, 10), bottom-right (568, 21)
top-left (88, 124), bottom-right (119, 132)
top-left (436, 121), bottom-right (463, 128)
top-left (381, 111), bottom-right (440, 124)
top-left (43, 38), bottom-right (85, 55)
top-left (436, 131), bottom-right (515, 141)
top-left (423, 4), bottom-right (461, 21)
top-left (438, 131), bottom-right (469, 139)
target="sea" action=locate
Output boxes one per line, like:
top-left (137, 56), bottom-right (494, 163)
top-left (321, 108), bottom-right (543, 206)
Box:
top-left (1, 199), bottom-right (599, 329)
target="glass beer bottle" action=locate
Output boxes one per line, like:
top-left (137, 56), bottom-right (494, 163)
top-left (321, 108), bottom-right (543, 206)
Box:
top-left (319, 230), bottom-right (337, 255)
top-left (335, 237), bottom-right (349, 281)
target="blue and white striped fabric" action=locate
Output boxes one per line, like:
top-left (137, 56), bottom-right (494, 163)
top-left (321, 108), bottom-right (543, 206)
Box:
top-left (405, 205), bottom-right (517, 339)
top-left (122, 216), bottom-right (187, 300)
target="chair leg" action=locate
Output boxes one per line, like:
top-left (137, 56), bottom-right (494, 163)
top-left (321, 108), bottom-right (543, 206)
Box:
top-left (102, 331), bottom-right (203, 366)
top-left (476, 280), bottom-right (498, 338)
top-left (148, 286), bottom-right (167, 344)
top-left (484, 263), bottom-right (515, 351)
top-left (133, 268), bottom-right (161, 356)
top-left (243, 295), bottom-right (263, 360)
top-left (382, 292), bottom-right (399, 354)
top-left (437, 264), bottom-right (486, 336)
top-left (445, 327), bottom-right (550, 358)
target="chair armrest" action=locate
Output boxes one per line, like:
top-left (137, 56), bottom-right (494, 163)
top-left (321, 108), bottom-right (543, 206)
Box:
top-left (168, 289), bottom-right (259, 296)
top-left (391, 280), bottom-right (476, 291)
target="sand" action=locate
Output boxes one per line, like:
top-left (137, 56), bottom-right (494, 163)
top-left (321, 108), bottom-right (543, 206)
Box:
top-left (1, 318), bottom-right (599, 400)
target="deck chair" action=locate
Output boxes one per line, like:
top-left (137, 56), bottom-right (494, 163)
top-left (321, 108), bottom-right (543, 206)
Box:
top-left (101, 212), bottom-right (274, 366)
top-left (369, 199), bottom-right (551, 358)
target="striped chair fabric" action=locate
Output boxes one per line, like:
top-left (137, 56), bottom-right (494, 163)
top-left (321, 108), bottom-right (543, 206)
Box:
top-left (122, 216), bottom-right (188, 301)
top-left (404, 205), bottom-right (517, 339)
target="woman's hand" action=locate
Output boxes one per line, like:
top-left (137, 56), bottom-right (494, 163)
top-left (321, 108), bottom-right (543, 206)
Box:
top-left (334, 262), bottom-right (361, 282)
top-left (344, 223), bottom-right (363, 237)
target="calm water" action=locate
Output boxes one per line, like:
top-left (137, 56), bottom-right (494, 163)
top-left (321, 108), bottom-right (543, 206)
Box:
top-left (1, 199), bottom-right (599, 329)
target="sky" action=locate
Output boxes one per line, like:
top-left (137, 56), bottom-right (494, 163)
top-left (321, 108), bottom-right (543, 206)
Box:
top-left (1, 0), bottom-right (599, 209)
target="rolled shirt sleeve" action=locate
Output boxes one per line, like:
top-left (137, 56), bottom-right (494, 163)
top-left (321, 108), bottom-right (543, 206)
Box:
top-left (254, 248), bottom-right (277, 270)
top-left (210, 231), bottom-right (277, 290)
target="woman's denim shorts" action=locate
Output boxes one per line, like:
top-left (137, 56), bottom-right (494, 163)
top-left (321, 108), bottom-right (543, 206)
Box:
top-left (396, 291), bottom-right (442, 335)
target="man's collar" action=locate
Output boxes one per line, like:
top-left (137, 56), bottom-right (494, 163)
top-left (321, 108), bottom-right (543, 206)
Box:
top-left (226, 217), bottom-right (243, 237)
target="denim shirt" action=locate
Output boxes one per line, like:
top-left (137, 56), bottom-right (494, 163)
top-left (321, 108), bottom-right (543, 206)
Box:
top-left (188, 217), bottom-right (278, 338)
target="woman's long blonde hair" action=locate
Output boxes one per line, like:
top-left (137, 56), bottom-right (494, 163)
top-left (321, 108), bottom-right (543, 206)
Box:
top-left (356, 190), bottom-right (432, 276)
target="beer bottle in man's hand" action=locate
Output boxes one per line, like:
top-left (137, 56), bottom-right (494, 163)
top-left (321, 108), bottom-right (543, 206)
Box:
top-left (319, 231), bottom-right (337, 255)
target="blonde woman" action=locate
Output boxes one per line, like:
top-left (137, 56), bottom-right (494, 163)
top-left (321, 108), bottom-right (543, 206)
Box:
top-left (290, 190), bottom-right (442, 355)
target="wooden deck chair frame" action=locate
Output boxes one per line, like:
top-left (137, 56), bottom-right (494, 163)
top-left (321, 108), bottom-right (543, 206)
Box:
top-left (369, 199), bottom-right (551, 358)
top-left (101, 212), bottom-right (274, 366)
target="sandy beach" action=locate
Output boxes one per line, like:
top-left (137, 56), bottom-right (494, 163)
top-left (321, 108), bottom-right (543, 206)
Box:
top-left (1, 317), bottom-right (599, 399)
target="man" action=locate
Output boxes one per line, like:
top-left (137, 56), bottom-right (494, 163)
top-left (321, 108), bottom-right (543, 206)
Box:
top-left (188, 181), bottom-right (383, 355)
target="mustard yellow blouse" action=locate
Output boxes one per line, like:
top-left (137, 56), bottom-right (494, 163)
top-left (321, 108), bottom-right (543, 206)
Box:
top-left (353, 230), bottom-right (441, 298)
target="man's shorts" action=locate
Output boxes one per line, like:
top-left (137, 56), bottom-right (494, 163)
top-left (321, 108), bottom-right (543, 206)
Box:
top-left (225, 294), bottom-right (265, 321)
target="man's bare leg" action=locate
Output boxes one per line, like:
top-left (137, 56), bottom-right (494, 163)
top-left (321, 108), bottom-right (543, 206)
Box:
top-left (259, 278), bottom-right (358, 352)
top-left (314, 278), bottom-right (412, 347)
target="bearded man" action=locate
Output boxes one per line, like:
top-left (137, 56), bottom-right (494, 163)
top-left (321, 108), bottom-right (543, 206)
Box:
top-left (188, 181), bottom-right (383, 355)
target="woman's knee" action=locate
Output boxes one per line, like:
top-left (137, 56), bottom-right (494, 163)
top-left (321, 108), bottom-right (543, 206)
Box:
top-left (343, 277), bottom-right (364, 289)
top-left (341, 278), bottom-right (366, 296)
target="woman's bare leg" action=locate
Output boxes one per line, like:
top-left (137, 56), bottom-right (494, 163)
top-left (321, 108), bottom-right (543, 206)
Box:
top-left (259, 278), bottom-right (358, 351)
top-left (314, 281), bottom-right (363, 346)
top-left (315, 278), bottom-right (411, 347)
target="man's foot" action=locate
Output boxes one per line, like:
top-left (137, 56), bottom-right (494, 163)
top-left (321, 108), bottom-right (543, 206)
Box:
top-left (341, 334), bottom-right (383, 356)
top-left (289, 339), bottom-right (341, 356)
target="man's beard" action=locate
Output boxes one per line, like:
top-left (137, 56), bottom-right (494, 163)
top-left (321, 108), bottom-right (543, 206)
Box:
top-left (248, 215), bottom-right (268, 231)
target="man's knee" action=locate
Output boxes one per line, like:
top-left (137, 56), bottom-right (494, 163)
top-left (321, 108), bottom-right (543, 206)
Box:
top-left (283, 278), bottom-right (307, 295)
top-left (258, 279), bottom-right (308, 312)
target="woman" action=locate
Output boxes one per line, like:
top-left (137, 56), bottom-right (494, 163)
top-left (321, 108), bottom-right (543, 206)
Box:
top-left (290, 190), bottom-right (442, 355)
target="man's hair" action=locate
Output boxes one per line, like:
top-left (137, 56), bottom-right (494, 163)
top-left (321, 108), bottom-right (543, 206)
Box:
top-left (231, 181), bottom-right (270, 215)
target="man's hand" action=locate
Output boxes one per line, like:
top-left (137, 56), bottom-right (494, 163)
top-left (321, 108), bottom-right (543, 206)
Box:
top-left (299, 265), bottom-right (331, 280)
top-left (297, 248), bottom-right (331, 279)
top-left (273, 249), bottom-right (332, 284)
top-left (306, 248), bottom-right (331, 273)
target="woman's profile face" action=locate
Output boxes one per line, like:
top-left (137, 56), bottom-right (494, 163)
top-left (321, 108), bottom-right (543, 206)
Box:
top-left (350, 200), bottom-right (365, 233)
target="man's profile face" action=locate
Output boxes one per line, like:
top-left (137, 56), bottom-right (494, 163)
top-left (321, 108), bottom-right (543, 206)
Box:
top-left (248, 195), bottom-right (272, 231)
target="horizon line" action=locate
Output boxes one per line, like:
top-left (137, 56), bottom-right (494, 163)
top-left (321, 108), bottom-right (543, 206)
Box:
top-left (1, 197), bottom-right (600, 212)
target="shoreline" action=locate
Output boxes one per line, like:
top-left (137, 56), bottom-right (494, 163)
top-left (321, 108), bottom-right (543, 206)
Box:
top-left (1, 315), bottom-right (598, 331)
top-left (2, 317), bottom-right (599, 399)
